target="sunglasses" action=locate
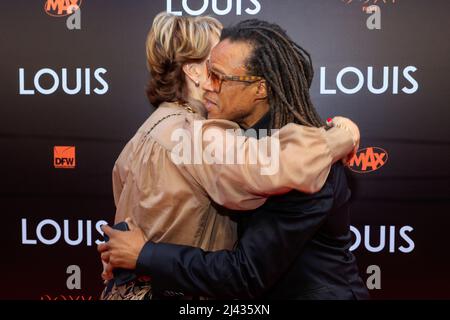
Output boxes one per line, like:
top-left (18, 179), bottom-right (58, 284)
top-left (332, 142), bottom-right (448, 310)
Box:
top-left (206, 61), bottom-right (263, 93)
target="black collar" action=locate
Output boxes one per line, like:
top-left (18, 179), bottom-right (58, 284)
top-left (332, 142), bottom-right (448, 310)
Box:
top-left (240, 111), bottom-right (272, 139)
top-left (251, 111), bottom-right (271, 131)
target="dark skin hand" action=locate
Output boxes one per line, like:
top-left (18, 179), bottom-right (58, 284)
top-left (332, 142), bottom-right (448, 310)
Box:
top-left (97, 222), bottom-right (146, 281)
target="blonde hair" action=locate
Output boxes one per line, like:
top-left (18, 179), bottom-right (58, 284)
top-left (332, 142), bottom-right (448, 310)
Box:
top-left (146, 12), bottom-right (222, 107)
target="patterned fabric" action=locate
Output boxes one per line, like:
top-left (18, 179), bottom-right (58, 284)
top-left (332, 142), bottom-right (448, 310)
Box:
top-left (100, 279), bottom-right (152, 300)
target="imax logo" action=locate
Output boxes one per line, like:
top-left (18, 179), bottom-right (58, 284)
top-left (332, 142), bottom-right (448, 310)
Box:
top-left (349, 147), bottom-right (388, 173)
top-left (44, 0), bottom-right (82, 30)
top-left (167, 0), bottom-right (261, 16)
top-left (44, 0), bottom-right (82, 17)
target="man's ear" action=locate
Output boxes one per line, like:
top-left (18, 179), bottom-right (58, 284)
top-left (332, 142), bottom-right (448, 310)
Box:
top-left (182, 63), bottom-right (201, 84)
top-left (255, 80), bottom-right (267, 101)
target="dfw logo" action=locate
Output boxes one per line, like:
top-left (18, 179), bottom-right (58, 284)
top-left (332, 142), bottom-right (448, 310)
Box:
top-left (349, 147), bottom-right (388, 173)
top-left (44, 0), bottom-right (82, 30)
top-left (54, 146), bottom-right (75, 169)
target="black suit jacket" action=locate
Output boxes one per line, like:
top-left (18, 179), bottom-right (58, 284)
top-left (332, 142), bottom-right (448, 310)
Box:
top-left (136, 163), bottom-right (370, 299)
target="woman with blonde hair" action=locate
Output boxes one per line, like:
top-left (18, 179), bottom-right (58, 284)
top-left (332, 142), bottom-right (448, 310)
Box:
top-left (99, 12), bottom-right (359, 299)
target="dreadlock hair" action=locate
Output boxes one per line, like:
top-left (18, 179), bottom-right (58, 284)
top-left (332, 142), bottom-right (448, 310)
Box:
top-left (221, 19), bottom-right (325, 129)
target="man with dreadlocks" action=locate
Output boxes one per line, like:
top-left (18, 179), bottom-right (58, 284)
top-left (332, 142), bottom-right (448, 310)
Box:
top-left (102, 19), bottom-right (369, 299)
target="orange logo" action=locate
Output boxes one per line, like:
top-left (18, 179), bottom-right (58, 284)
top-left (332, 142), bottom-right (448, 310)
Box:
top-left (54, 146), bottom-right (76, 169)
top-left (44, 0), bottom-right (82, 17)
top-left (349, 147), bottom-right (388, 173)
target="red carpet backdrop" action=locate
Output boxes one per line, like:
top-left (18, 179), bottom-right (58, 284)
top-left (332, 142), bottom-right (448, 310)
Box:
top-left (1, 0), bottom-right (449, 299)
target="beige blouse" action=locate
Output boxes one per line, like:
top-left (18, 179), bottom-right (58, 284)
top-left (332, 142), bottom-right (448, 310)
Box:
top-left (112, 101), bottom-right (355, 252)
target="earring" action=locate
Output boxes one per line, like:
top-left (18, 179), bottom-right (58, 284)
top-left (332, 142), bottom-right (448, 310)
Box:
top-left (195, 80), bottom-right (200, 87)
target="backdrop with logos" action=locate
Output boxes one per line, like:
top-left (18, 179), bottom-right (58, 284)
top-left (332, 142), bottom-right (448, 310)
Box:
top-left (1, 0), bottom-right (449, 299)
